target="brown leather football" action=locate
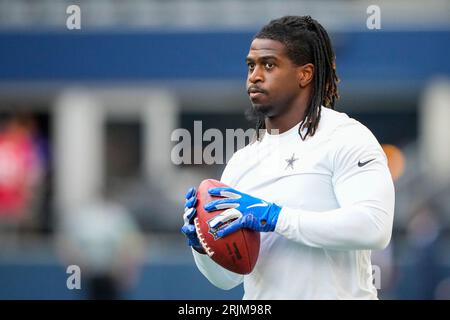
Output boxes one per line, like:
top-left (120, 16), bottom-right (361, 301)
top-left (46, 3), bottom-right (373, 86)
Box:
top-left (194, 179), bottom-right (260, 274)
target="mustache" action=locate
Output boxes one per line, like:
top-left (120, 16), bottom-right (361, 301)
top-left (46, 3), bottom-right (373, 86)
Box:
top-left (247, 85), bottom-right (268, 95)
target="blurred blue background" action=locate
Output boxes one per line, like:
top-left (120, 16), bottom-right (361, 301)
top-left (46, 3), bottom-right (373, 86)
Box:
top-left (0, 0), bottom-right (449, 300)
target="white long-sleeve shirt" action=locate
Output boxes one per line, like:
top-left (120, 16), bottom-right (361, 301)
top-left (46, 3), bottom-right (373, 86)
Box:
top-left (192, 106), bottom-right (395, 299)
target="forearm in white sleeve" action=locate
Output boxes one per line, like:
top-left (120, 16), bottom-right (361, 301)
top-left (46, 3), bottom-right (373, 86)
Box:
top-left (192, 249), bottom-right (244, 290)
top-left (275, 136), bottom-right (395, 251)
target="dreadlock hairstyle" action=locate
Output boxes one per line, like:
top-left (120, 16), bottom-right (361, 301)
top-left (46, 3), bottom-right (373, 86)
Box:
top-left (253, 15), bottom-right (339, 140)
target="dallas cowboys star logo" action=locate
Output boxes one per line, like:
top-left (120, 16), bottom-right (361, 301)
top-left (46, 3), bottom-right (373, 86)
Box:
top-left (285, 153), bottom-right (299, 170)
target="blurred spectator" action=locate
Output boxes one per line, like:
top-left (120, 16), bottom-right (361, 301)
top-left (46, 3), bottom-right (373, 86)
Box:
top-left (0, 113), bottom-right (46, 241)
top-left (395, 204), bottom-right (446, 299)
top-left (57, 197), bottom-right (146, 300)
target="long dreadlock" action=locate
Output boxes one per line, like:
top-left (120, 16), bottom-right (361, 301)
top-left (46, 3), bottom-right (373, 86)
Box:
top-left (253, 15), bottom-right (339, 140)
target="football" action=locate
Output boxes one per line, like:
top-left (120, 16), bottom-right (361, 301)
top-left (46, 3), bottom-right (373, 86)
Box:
top-left (194, 179), bottom-right (260, 275)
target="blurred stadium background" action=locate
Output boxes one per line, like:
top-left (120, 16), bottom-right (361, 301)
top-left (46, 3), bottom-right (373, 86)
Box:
top-left (0, 0), bottom-right (449, 299)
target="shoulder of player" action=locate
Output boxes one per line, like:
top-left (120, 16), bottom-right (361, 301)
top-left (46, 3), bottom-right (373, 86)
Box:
top-left (319, 109), bottom-right (385, 170)
top-left (321, 108), bottom-right (379, 147)
top-left (327, 118), bottom-right (386, 172)
top-left (225, 141), bottom-right (256, 166)
top-left (220, 142), bottom-right (256, 186)
top-left (334, 120), bottom-right (379, 147)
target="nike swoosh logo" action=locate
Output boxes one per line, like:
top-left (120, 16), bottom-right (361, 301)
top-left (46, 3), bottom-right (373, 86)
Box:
top-left (247, 201), bottom-right (268, 209)
top-left (358, 159), bottom-right (375, 167)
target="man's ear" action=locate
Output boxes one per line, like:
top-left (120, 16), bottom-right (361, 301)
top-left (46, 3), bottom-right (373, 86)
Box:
top-left (297, 63), bottom-right (314, 88)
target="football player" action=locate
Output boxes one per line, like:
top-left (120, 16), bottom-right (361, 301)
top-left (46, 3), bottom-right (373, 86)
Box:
top-left (182, 15), bottom-right (395, 299)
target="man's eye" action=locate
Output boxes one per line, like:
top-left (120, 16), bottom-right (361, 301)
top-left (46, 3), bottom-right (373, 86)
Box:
top-left (265, 63), bottom-right (274, 70)
top-left (248, 63), bottom-right (255, 71)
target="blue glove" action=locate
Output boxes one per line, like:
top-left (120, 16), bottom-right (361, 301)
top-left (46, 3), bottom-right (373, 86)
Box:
top-left (181, 187), bottom-right (205, 254)
top-left (204, 187), bottom-right (282, 238)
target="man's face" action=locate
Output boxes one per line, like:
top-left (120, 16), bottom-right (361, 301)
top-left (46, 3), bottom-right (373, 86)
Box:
top-left (246, 38), bottom-right (301, 117)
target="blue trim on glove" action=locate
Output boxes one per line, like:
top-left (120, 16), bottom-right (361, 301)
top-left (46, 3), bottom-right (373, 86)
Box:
top-left (181, 187), bottom-right (205, 253)
top-left (204, 187), bottom-right (282, 237)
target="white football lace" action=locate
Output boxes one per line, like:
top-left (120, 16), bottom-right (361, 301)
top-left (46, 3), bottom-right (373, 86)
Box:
top-left (194, 217), bottom-right (215, 257)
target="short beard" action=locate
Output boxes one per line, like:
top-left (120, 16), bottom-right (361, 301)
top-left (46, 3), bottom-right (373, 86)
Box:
top-left (245, 104), bottom-right (266, 125)
top-left (246, 102), bottom-right (277, 120)
top-left (245, 105), bottom-right (267, 140)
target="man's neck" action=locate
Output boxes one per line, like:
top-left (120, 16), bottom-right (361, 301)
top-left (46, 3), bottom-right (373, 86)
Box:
top-left (265, 96), bottom-right (309, 134)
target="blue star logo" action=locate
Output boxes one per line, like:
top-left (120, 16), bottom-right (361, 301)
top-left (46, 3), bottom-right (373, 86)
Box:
top-left (285, 153), bottom-right (299, 170)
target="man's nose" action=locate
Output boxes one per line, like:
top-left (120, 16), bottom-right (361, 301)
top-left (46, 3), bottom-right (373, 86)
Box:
top-left (248, 66), bottom-right (264, 83)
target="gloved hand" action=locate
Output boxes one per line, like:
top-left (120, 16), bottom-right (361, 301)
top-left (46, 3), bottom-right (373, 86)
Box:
top-left (204, 187), bottom-right (282, 238)
top-left (181, 187), bottom-right (205, 254)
